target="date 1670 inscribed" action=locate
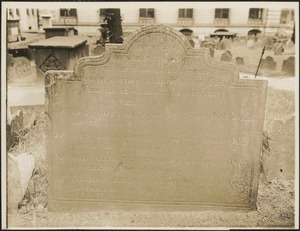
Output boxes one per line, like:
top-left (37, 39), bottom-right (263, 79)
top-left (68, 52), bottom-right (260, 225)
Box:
top-left (45, 25), bottom-right (267, 211)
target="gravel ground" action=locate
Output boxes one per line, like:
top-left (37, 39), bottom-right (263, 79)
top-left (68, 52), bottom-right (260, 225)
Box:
top-left (7, 177), bottom-right (295, 228)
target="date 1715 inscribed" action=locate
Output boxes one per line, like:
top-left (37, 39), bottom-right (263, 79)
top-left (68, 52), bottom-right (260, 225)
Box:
top-left (45, 25), bottom-right (267, 211)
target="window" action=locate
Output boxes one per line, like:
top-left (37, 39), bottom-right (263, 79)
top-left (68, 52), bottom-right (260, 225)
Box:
top-left (215, 8), bottom-right (229, 19)
top-left (60, 8), bottom-right (77, 17)
top-left (32, 9), bottom-right (35, 16)
top-left (280, 9), bottom-right (294, 24)
top-left (139, 8), bottom-right (155, 18)
top-left (9, 8), bottom-right (14, 17)
top-left (26, 8), bottom-right (30, 16)
top-left (178, 8), bottom-right (193, 18)
top-left (249, 8), bottom-right (263, 19)
top-left (16, 8), bottom-right (20, 16)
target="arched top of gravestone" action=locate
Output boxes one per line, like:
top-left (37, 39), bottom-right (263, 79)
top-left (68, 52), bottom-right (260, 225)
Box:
top-left (73, 24), bottom-right (240, 80)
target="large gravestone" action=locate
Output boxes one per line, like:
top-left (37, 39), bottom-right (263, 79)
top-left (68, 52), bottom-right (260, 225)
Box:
top-left (263, 117), bottom-right (295, 181)
top-left (45, 25), bottom-right (267, 211)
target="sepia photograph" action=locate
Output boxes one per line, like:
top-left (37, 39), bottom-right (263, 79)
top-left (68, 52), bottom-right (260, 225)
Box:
top-left (1, 1), bottom-right (299, 229)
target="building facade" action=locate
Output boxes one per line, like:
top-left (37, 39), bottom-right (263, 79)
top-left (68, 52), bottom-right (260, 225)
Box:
top-left (7, 7), bottom-right (40, 31)
top-left (6, 5), bottom-right (296, 39)
top-left (49, 6), bottom-right (295, 38)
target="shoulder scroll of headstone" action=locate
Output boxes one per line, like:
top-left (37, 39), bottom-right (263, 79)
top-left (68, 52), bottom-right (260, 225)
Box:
top-left (93, 44), bottom-right (105, 56)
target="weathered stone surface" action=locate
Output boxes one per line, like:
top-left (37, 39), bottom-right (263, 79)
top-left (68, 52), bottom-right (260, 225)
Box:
top-left (220, 50), bottom-right (232, 62)
top-left (260, 56), bottom-right (276, 70)
top-left (282, 56), bottom-right (295, 76)
top-left (263, 117), bottom-right (295, 181)
top-left (263, 37), bottom-right (274, 50)
top-left (94, 44), bottom-right (105, 56)
top-left (45, 25), bottom-right (267, 211)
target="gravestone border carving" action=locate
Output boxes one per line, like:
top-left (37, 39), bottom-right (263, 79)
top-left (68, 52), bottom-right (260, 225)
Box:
top-left (45, 24), bottom-right (267, 211)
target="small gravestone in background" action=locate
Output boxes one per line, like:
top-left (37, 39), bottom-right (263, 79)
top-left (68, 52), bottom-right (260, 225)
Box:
top-left (45, 24), bottom-right (267, 211)
top-left (7, 53), bottom-right (14, 67)
top-left (260, 56), bottom-right (276, 70)
top-left (264, 37), bottom-right (274, 50)
top-left (222, 37), bottom-right (231, 50)
top-left (273, 43), bottom-right (284, 55)
top-left (255, 39), bottom-right (263, 48)
top-left (263, 117), bottom-right (295, 182)
top-left (11, 56), bottom-right (31, 67)
top-left (218, 41), bottom-right (226, 50)
top-left (220, 50), bottom-right (232, 62)
top-left (246, 39), bottom-right (255, 49)
top-left (93, 44), bottom-right (105, 56)
top-left (282, 56), bottom-right (295, 76)
top-left (200, 41), bottom-right (215, 49)
top-left (209, 47), bottom-right (214, 58)
top-left (284, 39), bottom-right (294, 50)
top-left (200, 40), bottom-right (208, 48)
top-left (189, 39), bottom-right (195, 48)
top-left (236, 57), bottom-right (244, 65)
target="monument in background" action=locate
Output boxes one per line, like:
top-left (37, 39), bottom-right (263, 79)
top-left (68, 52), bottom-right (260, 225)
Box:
top-left (45, 25), bottom-right (267, 211)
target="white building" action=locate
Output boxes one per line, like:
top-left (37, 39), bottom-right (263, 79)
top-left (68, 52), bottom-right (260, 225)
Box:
top-left (5, 2), bottom-right (297, 38)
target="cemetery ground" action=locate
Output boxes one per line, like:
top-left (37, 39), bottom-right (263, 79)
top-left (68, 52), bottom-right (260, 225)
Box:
top-left (6, 37), bottom-right (296, 228)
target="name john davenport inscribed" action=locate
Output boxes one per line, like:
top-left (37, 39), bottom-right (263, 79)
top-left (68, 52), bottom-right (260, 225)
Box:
top-left (45, 25), bottom-right (267, 211)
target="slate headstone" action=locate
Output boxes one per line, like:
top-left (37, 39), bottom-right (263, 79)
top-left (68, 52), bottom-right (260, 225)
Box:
top-left (263, 117), bottom-right (295, 181)
top-left (260, 56), bottom-right (276, 70)
top-left (45, 24), bottom-right (267, 211)
top-left (282, 56), bottom-right (295, 76)
top-left (236, 57), bottom-right (244, 65)
top-left (220, 50), bottom-right (232, 62)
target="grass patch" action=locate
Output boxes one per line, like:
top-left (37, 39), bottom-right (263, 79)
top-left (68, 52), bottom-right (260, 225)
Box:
top-left (9, 109), bottom-right (48, 213)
